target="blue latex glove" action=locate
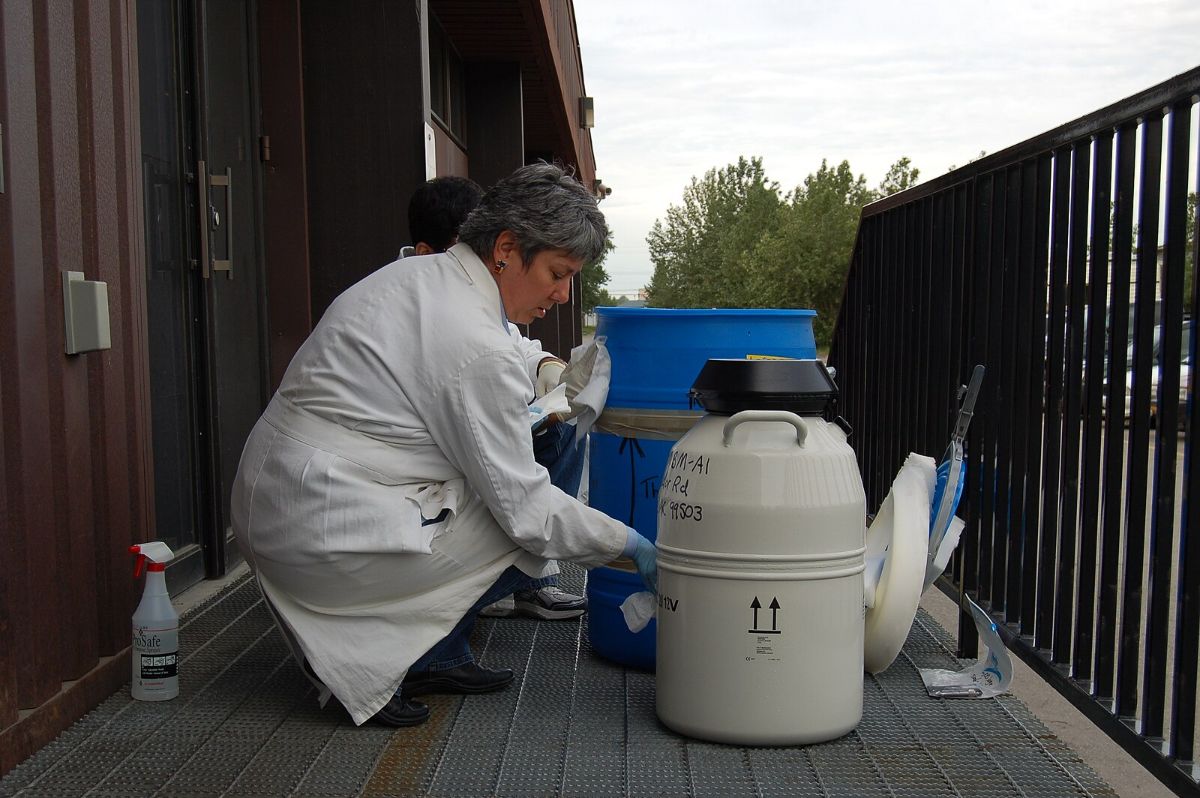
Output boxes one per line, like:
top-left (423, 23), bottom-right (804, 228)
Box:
top-left (623, 527), bottom-right (658, 593)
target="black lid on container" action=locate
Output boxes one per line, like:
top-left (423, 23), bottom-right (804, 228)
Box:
top-left (689, 358), bottom-right (839, 416)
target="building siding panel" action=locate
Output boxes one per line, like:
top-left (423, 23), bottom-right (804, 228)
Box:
top-left (0, 0), bottom-right (150, 770)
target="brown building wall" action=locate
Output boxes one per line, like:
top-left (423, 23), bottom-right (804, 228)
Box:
top-left (299, 0), bottom-right (428, 321)
top-left (0, 0), bottom-right (598, 776)
top-left (0, 0), bottom-right (152, 772)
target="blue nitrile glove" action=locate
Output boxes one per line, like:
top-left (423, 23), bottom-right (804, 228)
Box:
top-left (622, 527), bottom-right (658, 593)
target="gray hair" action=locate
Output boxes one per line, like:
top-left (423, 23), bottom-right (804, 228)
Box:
top-left (457, 163), bottom-right (608, 266)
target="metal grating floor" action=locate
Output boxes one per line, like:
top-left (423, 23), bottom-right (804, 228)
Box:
top-left (1, 566), bottom-right (1113, 797)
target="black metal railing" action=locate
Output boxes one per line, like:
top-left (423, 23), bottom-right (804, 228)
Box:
top-left (829, 66), bottom-right (1200, 795)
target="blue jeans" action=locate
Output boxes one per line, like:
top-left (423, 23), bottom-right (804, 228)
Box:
top-left (408, 566), bottom-right (548, 672)
top-left (411, 424), bottom-right (586, 673)
top-left (533, 421), bottom-right (585, 497)
top-left (527, 421), bottom-right (586, 595)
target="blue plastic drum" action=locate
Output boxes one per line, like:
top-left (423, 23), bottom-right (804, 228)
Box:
top-left (587, 307), bottom-right (817, 670)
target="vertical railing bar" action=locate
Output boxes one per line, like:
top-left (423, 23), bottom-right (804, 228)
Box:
top-left (959, 178), bottom-right (983, 657)
top-left (899, 202), bottom-right (915, 475)
top-left (884, 208), bottom-right (901, 504)
top-left (1173, 95), bottom-right (1200, 766)
top-left (973, 173), bottom-right (997, 609)
top-left (882, 208), bottom-right (895, 507)
top-left (947, 183), bottom-right (975, 655)
top-left (946, 185), bottom-right (965, 436)
top-left (915, 194), bottom-right (926, 457)
top-left (996, 165), bottom-right (1021, 622)
top-left (1038, 147), bottom-right (1072, 649)
top-left (861, 217), bottom-right (876, 503)
top-left (930, 192), bottom-right (951, 453)
top-left (920, 196), bottom-right (935, 454)
top-left (1119, 109), bottom-right (1163, 721)
top-left (1144, 101), bottom-right (1190, 745)
top-left (1007, 158), bottom-right (1037, 634)
top-left (988, 172), bottom-right (1013, 613)
top-left (1022, 153), bottom-right (1053, 635)
top-left (901, 202), bottom-right (915, 465)
top-left (882, 208), bottom-right (897, 501)
top-left (1075, 129), bottom-right (1114, 688)
top-left (861, 217), bottom-right (875, 501)
top-left (876, 209), bottom-right (893, 506)
top-left (1098, 121), bottom-right (1137, 707)
top-left (1054, 138), bottom-right (1093, 667)
top-left (984, 174), bottom-right (1012, 609)
top-left (861, 217), bottom-right (877, 502)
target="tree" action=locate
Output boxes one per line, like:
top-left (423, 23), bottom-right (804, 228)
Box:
top-left (642, 155), bottom-right (918, 347)
top-left (878, 157), bottom-right (921, 197)
top-left (645, 156), bottom-right (781, 307)
top-left (742, 160), bottom-right (876, 345)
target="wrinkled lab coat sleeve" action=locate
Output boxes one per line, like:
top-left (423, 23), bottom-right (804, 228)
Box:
top-left (424, 345), bottom-right (625, 566)
top-left (508, 322), bottom-right (549, 383)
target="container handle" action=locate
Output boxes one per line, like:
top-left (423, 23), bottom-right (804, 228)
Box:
top-left (722, 410), bottom-right (807, 448)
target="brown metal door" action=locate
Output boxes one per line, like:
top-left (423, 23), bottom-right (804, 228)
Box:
top-left (137, 0), bottom-right (266, 589)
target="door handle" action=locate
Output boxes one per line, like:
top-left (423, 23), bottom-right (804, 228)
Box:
top-left (195, 161), bottom-right (233, 280)
top-left (209, 167), bottom-right (233, 279)
top-left (195, 159), bottom-right (210, 278)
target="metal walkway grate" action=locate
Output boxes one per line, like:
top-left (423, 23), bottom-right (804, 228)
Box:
top-left (1, 566), bottom-right (1112, 797)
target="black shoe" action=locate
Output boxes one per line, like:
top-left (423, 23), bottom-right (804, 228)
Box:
top-left (402, 662), bottom-right (515, 697)
top-left (371, 692), bottom-right (430, 727)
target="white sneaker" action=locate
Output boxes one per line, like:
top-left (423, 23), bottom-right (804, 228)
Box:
top-left (479, 595), bottom-right (516, 618)
top-left (514, 586), bottom-right (587, 620)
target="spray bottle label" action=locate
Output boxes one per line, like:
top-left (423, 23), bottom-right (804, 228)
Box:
top-left (133, 625), bottom-right (178, 685)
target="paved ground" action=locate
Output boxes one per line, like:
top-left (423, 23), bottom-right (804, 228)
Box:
top-left (0, 564), bottom-right (1120, 798)
top-left (920, 588), bottom-right (1173, 798)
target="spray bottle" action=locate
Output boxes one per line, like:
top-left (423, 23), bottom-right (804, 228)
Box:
top-left (129, 542), bottom-right (179, 701)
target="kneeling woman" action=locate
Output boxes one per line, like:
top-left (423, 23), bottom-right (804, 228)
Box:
top-left (231, 163), bottom-right (657, 726)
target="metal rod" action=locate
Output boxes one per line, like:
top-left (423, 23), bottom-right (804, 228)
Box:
top-left (1118, 109), bottom-right (1163, 719)
top-left (1075, 130), bottom-right (1114, 685)
top-left (1097, 121), bottom-right (1137, 706)
top-left (1054, 139), bottom-right (1092, 666)
top-left (1143, 101), bottom-right (1190, 744)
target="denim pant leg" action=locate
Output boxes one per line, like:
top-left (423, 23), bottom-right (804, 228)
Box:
top-left (529, 423), bottom-right (586, 592)
top-left (409, 566), bottom-right (538, 672)
top-left (534, 422), bottom-right (585, 497)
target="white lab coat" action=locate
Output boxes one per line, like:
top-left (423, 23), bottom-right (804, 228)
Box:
top-left (230, 243), bottom-right (626, 724)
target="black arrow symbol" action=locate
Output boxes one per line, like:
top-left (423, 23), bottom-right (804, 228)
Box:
top-left (769, 597), bottom-right (781, 630)
top-left (750, 596), bottom-right (761, 629)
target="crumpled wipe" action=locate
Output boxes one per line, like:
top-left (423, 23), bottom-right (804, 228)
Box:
top-left (529, 382), bottom-right (570, 430)
top-left (919, 595), bottom-right (1013, 699)
top-left (562, 336), bottom-right (611, 442)
top-left (620, 591), bottom-right (657, 633)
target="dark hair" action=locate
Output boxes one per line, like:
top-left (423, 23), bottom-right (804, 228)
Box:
top-left (407, 176), bottom-right (484, 252)
top-left (457, 163), bottom-right (608, 266)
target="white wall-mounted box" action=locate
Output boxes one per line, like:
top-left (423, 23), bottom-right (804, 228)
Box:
top-left (62, 271), bottom-right (111, 355)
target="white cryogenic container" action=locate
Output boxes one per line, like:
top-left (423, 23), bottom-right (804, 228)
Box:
top-left (655, 359), bottom-right (922, 745)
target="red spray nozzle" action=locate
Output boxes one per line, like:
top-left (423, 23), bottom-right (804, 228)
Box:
top-left (130, 542), bottom-right (174, 578)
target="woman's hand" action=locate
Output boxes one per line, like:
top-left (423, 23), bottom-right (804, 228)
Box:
top-left (624, 527), bottom-right (658, 593)
top-left (535, 357), bottom-right (567, 398)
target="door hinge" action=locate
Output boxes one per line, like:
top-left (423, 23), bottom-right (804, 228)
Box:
top-left (259, 135), bottom-right (271, 163)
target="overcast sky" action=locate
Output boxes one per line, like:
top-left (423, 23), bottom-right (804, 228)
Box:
top-left (573, 0), bottom-right (1200, 297)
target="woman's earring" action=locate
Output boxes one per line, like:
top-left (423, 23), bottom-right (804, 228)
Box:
top-left (496, 260), bottom-right (507, 273)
